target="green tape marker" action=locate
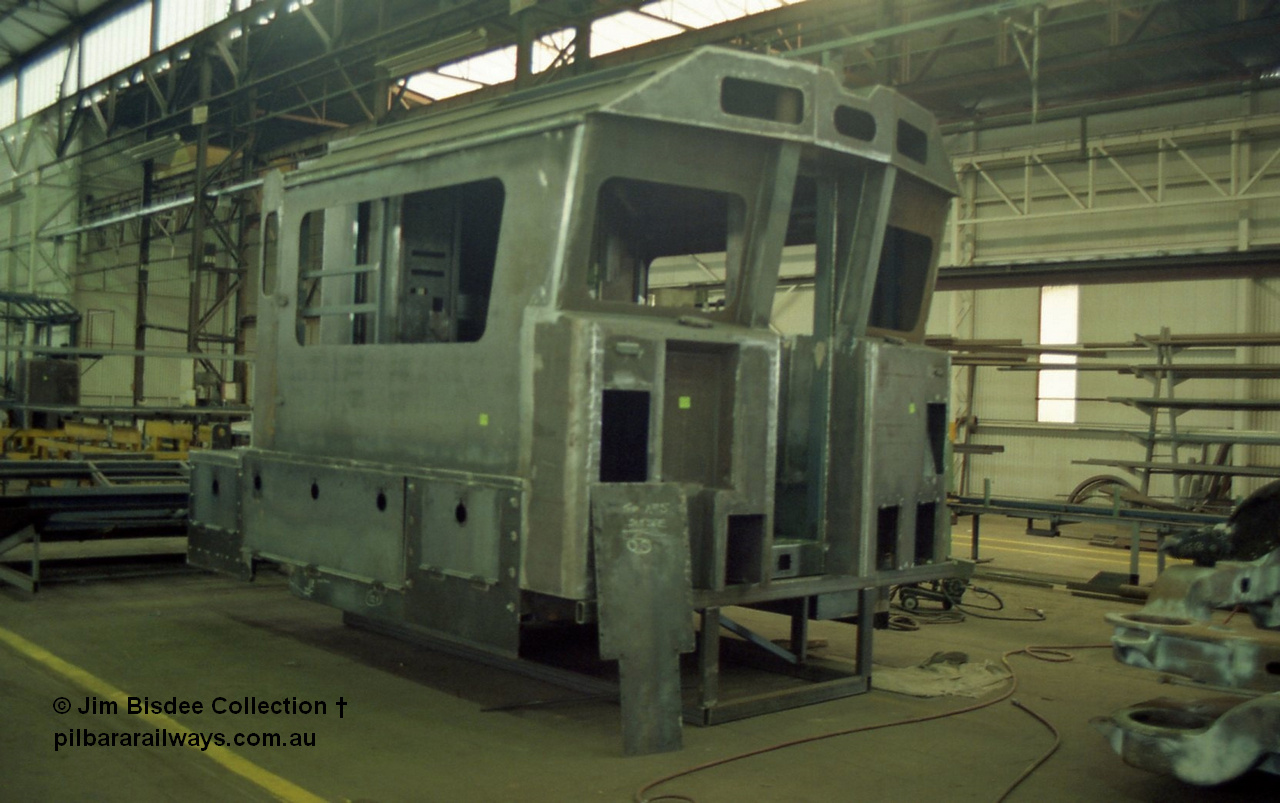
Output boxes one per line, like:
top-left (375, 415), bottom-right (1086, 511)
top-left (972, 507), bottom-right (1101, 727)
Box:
top-left (679, 396), bottom-right (692, 410)
top-left (478, 413), bottom-right (489, 427)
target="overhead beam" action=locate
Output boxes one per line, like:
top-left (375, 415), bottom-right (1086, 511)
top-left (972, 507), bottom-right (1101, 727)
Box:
top-left (936, 249), bottom-right (1280, 290)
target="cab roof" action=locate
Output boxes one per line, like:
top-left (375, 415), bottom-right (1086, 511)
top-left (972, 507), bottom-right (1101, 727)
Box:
top-left (290, 47), bottom-right (957, 197)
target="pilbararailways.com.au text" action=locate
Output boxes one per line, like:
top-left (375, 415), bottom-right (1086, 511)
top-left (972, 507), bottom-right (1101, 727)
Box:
top-left (50, 694), bottom-right (347, 752)
top-left (55, 728), bottom-right (317, 752)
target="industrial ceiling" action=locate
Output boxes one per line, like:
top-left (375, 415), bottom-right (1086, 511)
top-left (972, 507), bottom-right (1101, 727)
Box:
top-left (0, 0), bottom-right (125, 75)
top-left (2, 1), bottom-right (1278, 291)
top-left (2, 1), bottom-right (1278, 137)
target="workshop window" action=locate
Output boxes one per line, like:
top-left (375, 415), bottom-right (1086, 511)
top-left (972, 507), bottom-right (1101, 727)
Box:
top-left (590, 178), bottom-right (744, 313)
top-left (1037, 285), bottom-right (1079, 423)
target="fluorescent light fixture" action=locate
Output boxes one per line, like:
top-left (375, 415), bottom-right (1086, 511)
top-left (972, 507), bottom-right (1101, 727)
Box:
top-left (377, 28), bottom-right (489, 76)
top-left (0, 187), bottom-right (25, 206)
top-left (121, 133), bottom-right (182, 163)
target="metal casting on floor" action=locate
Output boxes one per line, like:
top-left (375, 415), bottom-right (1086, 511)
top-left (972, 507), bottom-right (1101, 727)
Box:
top-left (1097, 480), bottom-right (1280, 783)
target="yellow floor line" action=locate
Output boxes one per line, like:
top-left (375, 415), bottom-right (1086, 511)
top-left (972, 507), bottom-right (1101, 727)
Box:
top-left (951, 533), bottom-right (1173, 562)
top-left (957, 541), bottom-right (1155, 568)
top-left (950, 541), bottom-right (1165, 572)
top-left (0, 626), bottom-right (327, 803)
top-left (951, 533), bottom-right (1151, 559)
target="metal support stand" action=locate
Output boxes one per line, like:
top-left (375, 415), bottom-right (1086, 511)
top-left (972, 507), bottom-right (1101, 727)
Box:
top-left (345, 613), bottom-right (617, 698)
top-left (1025, 517), bottom-right (1061, 537)
top-left (687, 590), bottom-right (874, 726)
top-left (0, 525), bottom-right (40, 593)
top-left (1128, 522), bottom-right (1142, 585)
top-left (856, 587), bottom-right (876, 677)
top-left (698, 607), bottom-right (720, 708)
top-left (789, 596), bottom-right (810, 663)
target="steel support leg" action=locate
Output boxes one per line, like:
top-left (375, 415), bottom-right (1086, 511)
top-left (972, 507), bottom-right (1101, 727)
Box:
top-left (699, 607), bottom-right (720, 709)
top-left (790, 596), bottom-right (810, 663)
top-left (856, 587), bottom-right (876, 677)
top-left (1129, 522), bottom-right (1142, 585)
top-left (0, 525), bottom-right (38, 593)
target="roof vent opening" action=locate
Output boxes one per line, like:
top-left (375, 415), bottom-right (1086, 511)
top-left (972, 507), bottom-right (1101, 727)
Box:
top-left (720, 77), bottom-right (804, 124)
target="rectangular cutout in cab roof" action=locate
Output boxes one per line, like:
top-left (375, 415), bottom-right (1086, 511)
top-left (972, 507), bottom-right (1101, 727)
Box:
top-left (720, 77), bottom-right (803, 124)
top-left (834, 105), bottom-right (876, 142)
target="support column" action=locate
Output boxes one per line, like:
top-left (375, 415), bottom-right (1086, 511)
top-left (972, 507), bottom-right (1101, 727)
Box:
top-left (574, 20), bottom-right (592, 75)
top-left (187, 53), bottom-right (212, 357)
top-left (514, 7), bottom-right (533, 88)
top-left (698, 607), bottom-right (720, 710)
top-left (132, 159), bottom-right (153, 404)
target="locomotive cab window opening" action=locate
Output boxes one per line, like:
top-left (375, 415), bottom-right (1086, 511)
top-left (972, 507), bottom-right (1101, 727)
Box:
top-left (589, 177), bottom-right (744, 314)
top-left (770, 165), bottom-right (942, 338)
top-left (296, 209), bottom-right (327, 345)
top-left (398, 179), bottom-right (504, 344)
top-left (867, 177), bottom-right (946, 338)
top-left (774, 173), bottom-right (820, 336)
top-left (296, 204), bottom-right (374, 346)
top-left (767, 169), bottom-right (845, 337)
top-left (868, 225), bottom-right (933, 334)
top-left (295, 178), bottom-right (504, 346)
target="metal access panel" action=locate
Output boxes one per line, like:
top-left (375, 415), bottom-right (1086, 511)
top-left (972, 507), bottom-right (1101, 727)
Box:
top-left (241, 452), bottom-right (408, 589)
top-left (412, 481), bottom-right (505, 583)
top-left (190, 451), bottom-right (242, 535)
top-left (402, 477), bottom-right (524, 657)
top-left (189, 450), bottom-right (251, 580)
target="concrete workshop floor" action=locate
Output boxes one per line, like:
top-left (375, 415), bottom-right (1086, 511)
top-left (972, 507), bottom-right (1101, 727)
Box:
top-left (1, 531), bottom-right (1272, 802)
